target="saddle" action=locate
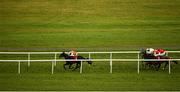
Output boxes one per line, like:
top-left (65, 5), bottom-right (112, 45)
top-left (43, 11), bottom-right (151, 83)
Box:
top-left (70, 56), bottom-right (78, 63)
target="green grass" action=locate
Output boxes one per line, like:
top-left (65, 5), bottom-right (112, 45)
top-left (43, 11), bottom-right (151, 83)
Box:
top-left (0, 73), bottom-right (180, 91)
top-left (0, 53), bottom-right (179, 91)
top-left (1, 0), bottom-right (180, 51)
top-left (0, 61), bottom-right (179, 91)
top-left (0, 0), bottom-right (180, 91)
top-left (1, 28), bottom-right (180, 50)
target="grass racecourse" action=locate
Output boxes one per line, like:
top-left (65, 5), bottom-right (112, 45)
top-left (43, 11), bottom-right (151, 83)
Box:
top-left (0, 0), bottom-right (180, 91)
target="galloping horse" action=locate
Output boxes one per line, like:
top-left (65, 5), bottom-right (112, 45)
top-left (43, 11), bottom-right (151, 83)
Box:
top-left (59, 52), bottom-right (92, 70)
top-left (140, 49), bottom-right (178, 71)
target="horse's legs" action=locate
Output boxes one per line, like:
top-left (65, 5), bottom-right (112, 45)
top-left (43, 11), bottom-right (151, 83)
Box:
top-left (78, 62), bottom-right (81, 68)
top-left (72, 62), bottom-right (81, 71)
top-left (142, 61), bottom-right (146, 69)
top-left (162, 61), bottom-right (168, 70)
top-left (63, 64), bottom-right (66, 70)
top-left (147, 62), bottom-right (153, 69)
top-left (64, 63), bottom-right (69, 70)
top-left (156, 63), bottom-right (161, 71)
top-left (69, 63), bottom-right (73, 69)
top-left (144, 62), bottom-right (148, 69)
top-left (72, 63), bottom-right (78, 71)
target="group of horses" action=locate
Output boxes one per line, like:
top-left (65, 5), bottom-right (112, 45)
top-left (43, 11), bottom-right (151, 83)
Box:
top-left (140, 49), bottom-right (178, 71)
top-left (59, 50), bottom-right (178, 71)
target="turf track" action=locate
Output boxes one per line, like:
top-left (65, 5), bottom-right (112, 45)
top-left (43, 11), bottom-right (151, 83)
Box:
top-left (0, 0), bottom-right (180, 91)
top-left (0, 61), bottom-right (180, 91)
top-left (1, 0), bottom-right (180, 51)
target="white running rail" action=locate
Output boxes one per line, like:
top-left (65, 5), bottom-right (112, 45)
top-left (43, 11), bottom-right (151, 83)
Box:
top-left (0, 51), bottom-right (179, 74)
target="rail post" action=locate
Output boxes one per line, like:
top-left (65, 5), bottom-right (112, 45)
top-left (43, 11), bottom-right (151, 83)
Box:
top-left (18, 61), bottom-right (21, 74)
top-left (110, 53), bottom-right (112, 73)
top-left (80, 60), bottom-right (83, 74)
top-left (169, 59), bottom-right (171, 74)
top-left (28, 53), bottom-right (30, 67)
top-left (52, 60), bottom-right (54, 74)
top-left (54, 53), bottom-right (57, 66)
top-left (137, 53), bottom-right (140, 74)
top-left (89, 52), bottom-right (91, 59)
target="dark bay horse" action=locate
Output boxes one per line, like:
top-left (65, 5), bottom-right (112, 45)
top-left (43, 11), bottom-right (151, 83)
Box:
top-left (140, 49), bottom-right (178, 71)
top-left (59, 52), bottom-right (92, 70)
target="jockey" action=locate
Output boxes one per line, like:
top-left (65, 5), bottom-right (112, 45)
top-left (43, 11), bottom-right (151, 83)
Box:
top-left (145, 48), bottom-right (154, 55)
top-left (144, 48), bottom-right (155, 59)
top-left (153, 49), bottom-right (166, 58)
top-left (145, 48), bottom-right (166, 58)
top-left (69, 49), bottom-right (78, 60)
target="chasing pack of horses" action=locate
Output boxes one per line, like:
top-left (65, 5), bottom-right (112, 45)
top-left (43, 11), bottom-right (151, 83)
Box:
top-left (140, 49), bottom-right (178, 71)
top-left (59, 50), bottom-right (178, 71)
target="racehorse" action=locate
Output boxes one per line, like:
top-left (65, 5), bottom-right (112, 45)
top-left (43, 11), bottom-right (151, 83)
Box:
top-left (140, 49), bottom-right (162, 70)
top-left (59, 52), bottom-right (92, 70)
top-left (140, 49), bottom-right (178, 71)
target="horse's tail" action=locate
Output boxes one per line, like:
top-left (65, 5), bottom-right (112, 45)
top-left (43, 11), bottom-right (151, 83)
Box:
top-left (172, 61), bottom-right (178, 64)
top-left (86, 58), bottom-right (93, 65)
top-left (86, 58), bottom-right (90, 61)
top-left (163, 56), bottom-right (178, 64)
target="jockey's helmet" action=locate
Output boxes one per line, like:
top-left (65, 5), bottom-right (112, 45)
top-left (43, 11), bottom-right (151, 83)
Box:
top-left (146, 48), bottom-right (154, 54)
